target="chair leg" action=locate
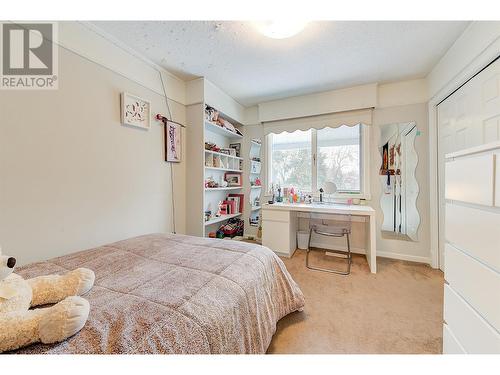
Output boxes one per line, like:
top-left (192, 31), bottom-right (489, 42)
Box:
top-left (306, 227), bottom-right (313, 269)
top-left (305, 230), bottom-right (351, 276)
top-left (346, 232), bottom-right (352, 275)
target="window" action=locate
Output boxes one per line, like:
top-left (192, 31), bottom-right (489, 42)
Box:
top-left (269, 125), bottom-right (368, 197)
top-left (317, 125), bottom-right (361, 193)
top-left (271, 129), bottom-right (312, 192)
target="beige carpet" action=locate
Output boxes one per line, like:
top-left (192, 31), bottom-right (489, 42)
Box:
top-left (267, 248), bottom-right (444, 354)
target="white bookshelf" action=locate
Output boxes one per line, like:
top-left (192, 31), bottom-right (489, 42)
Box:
top-left (185, 78), bottom-right (253, 239)
top-left (204, 149), bottom-right (243, 160)
top-left (205, 186), bottom-right (243, 191)
top-left (204, 120), bottom-right (243, 139)
top-left (187, 105), bottom-right (245, 237)
top-left (204, 213), bottom-right (242, 226)
top-left (205, 166), bottom-right (242, 173)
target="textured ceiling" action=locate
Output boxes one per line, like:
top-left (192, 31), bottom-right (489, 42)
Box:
top-left (91, 21), bottom-right (469, 106)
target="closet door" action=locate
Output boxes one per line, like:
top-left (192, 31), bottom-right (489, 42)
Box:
top-left (438, 57), bottom-right (500, 354)
top-left (437, 58), bottom-right (500, 270)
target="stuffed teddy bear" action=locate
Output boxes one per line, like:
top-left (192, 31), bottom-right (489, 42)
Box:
top-left (0, 246), bottom-right (95, 353)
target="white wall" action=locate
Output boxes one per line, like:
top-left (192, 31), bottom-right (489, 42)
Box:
top-left (258, 83), bottom-right (378, 122)
top-left (427, 21), bottom-right (500, 100)
top-left (60, 22), bottom-right (187, 105)
top-left (378, 79), bottom-right (428, 108)
top-left (0, 25), bottom-right (187, 266)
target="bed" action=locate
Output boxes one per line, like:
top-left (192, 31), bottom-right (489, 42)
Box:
top-left (14, 233), bottom-right (305, 354)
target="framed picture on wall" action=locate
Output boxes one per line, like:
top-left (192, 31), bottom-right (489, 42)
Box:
top-left (121, 92), bottom-right (151, 129)
top-left (165, 120), bottom-right (182, 162)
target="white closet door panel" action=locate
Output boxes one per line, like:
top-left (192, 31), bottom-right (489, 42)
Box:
top-left (444, 284), bottom-right (500, 354)
top-left (482, 71), bottom-right (500, 122)
top-left (445, 243), bottom-right (500, 331)
top-left (443, 323), bottom-right (467, 354)
top-left (445, 203), bottom-right (500, 272)
top-left (497, 153), bottom-right (500, 207)
top-left (445, 154), bottom-right (494, 206)
top-left (483, 116), bottom-right (500, 144)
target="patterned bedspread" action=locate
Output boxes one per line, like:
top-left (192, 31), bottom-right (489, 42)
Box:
top-left (15, 233), bottom-right (304, 354)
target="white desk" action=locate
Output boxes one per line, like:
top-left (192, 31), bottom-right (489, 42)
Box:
top-left (262, 202), bottom-right (377, 273)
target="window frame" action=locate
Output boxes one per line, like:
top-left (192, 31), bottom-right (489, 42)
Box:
top-left (265, 124), bottom-right (371, 200)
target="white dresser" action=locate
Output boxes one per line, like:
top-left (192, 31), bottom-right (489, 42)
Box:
top-left (443, 142), bottom-right (500, 354)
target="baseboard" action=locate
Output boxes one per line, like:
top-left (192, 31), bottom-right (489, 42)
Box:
top-left (309, 241), bottom-right (432, 265)
top-left (376, 251), bottom-right (432, 265)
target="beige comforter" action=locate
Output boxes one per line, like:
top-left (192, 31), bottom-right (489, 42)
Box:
top-left (15, 233), bottom-right (304, 354)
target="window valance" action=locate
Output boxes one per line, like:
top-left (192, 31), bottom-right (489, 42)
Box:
top-left (262, 108), bottom-right (373, 135)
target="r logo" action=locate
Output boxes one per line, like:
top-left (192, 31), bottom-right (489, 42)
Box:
top-left (2, 23), bottom-right (53, 75)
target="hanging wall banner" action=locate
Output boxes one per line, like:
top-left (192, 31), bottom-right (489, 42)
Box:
top-left (165, 120), bottom-right (181, 162)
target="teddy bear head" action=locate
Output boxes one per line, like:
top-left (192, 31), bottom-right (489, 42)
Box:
top-left (0, 246), bottom-right (17, 281)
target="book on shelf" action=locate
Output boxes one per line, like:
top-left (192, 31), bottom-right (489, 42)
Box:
top-left (228, 193), bottom-right (244, 213)
top-left (223, 200), bottom-right (237, 215)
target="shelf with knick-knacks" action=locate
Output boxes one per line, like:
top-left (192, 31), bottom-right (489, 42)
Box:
top-left (202, 104), bottom-right (245, 238)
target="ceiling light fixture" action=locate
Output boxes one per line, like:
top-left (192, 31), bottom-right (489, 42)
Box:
top-left (254, 21), bottom-right (308, 39)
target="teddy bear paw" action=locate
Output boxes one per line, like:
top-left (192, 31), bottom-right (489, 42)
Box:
top-left (39, 296), bottom-right (90, 344)
top-left (71, 268), bottom-right (95, 295)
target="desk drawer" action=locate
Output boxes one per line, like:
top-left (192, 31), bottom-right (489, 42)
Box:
top-left (262, 209), bottom-right (291, 222)
top-left (444, 284), bottom-right (500, 353)
top-left (445, 243), bottom-right (500, 331)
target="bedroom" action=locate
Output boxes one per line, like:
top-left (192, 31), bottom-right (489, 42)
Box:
top-left (1, 0), bottom-right (499, 372)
